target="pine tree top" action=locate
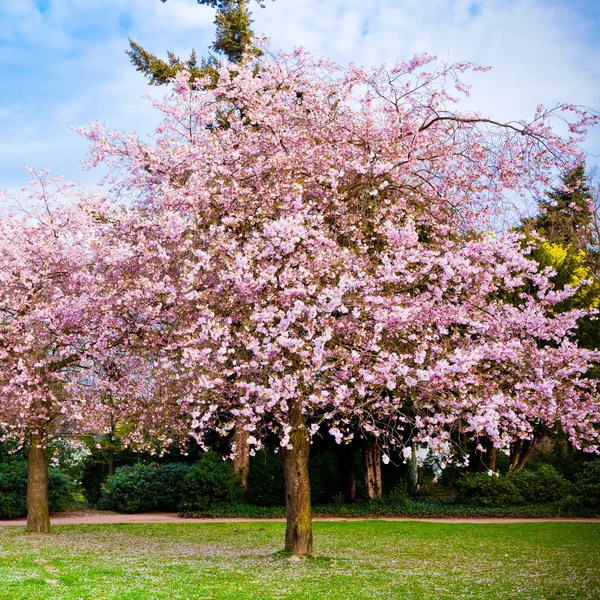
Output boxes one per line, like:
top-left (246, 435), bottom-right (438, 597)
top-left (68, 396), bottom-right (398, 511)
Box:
top-left (529, 163), bottom-right (594, 251)
top-left (127, 0), bottom-right (268, 86)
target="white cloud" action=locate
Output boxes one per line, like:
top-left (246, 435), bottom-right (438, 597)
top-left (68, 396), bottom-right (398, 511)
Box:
top-left (0, 0), bottom-right (598, 196)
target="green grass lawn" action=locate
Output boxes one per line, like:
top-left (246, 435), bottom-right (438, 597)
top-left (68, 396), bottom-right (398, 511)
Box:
top-left (0, 522), bottom-right (598, 599)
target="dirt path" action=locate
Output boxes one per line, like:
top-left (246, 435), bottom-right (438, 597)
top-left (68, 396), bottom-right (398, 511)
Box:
top-left (1, 511), bottom-right (598, 527)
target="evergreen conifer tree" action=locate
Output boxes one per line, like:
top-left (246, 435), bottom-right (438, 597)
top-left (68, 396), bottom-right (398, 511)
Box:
top-left (127, 0), bottom-right (269, 85)
top-left (532, 163), bottom-right (594, 251)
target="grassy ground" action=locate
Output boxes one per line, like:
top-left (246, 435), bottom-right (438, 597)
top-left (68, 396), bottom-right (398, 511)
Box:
top-left (0, 522), bottom-right (598, 599)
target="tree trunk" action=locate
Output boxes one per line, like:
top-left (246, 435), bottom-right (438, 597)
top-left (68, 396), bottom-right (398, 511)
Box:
top-left (408, 442), bottom-right (419, 495)
top-left (364, 437), bottom-right (382, 500)
top-left (232, 421), bottom-right (250, 491)
top-left (509, 438), bottom-right (534, 471)
top-left (339, 444), bottom-right (356, 502)
top-left (515, 438), bottom-right (533, 471)
top-left (26, 431), bottom-right (50, 534)
top-left (508, 439), bottom-right (523, 471)
top-left (282, 403), bottom-right (313, 555)
top-left (488, 445), bottom-right (497, 473)
top-left (107, 445), bottom-right (114, 477)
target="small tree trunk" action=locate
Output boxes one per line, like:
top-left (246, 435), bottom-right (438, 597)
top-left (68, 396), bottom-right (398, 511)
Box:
top-left (26, 431), bottom-right (50, 534)
top-left (488, 445), bottom-right (497, 473)
top-left (508, 439), bottom-right (523, 471)
top-left (232, 421), bottom-right (250, 491)
top-left (282, 403), bottom-right (313, 555)
top-left (408, 443), bottom-right (419, 495)
top-left (515, 438), bottom-right (533, 471)
top-left (107, 445), bottom-right (114, 477)
top-left (364, 438), bottom-right (382, 500)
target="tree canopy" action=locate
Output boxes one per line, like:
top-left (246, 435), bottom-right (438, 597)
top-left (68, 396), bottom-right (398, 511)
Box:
top-left (76, 49), bottom-right (600, 552)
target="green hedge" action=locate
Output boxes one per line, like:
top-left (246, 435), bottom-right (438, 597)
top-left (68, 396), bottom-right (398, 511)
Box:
top-left (98, 462), bottom-right (195, 512)
top-left (180, 496), bottom-right (600, 519)
top-left (455, 465), bottom-right (571, 507)
top-left (98, 464), bottom-right (162, 513)
top-left (574, 460), bottom-right (600, 508)
top-left (455, 472), bottom-right (525, 506)
top-left (178, 452), bottom-right (241, 514)
top-left (97, 454), bottom-right (240, 514)
top-left (0, 461), bottom-right (77, 519)
top-left (509, 465), bottom-right (571, 503)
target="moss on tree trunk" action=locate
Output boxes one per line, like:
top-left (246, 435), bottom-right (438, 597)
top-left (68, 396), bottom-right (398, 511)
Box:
top-left (233, 421), bottom-right (250, 491)
top-left (26, 431), bottom-right (50, 534)
top-left (282, 403), bottom-right (313, 555)
top-left (408, 442), bottom-right (419, 495)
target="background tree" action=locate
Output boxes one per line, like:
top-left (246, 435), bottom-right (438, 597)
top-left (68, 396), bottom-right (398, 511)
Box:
top-left (525, 163), bottom-right (594, 253)
top-left (511, 163), bottom-right (600, 468)
top-left (0, 174), bottom-right (124, 532)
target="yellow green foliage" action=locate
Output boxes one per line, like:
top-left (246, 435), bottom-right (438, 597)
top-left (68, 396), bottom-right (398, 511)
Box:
top-left (532, 242), bottom-right (599, 309)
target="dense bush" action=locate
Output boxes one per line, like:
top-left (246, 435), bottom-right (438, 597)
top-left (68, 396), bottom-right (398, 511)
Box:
top-left (179, 452), bottom-right (241, 513)
top-left (80, 437), bottom-right (141, 504)
top-left (98, 464), bottom-right (159, 513)
top-left (48, 469), bottom-right (77, 512)
top-left (455, 472), bottom-right (525, 506)
top-left (155, 463), bottom-right (194, 509)
top-left (574, 460), bottom-right (600, 508)
top-left (97, 462), bottom-right (197, 512)
top-left (0, 461), bottom-right (28, 518)
top-left (81, 458), bottom-right (107, 504)
top-left (509, 465), bottom-right (570, 503)
top-left (455, 466), bottom-right (571, 507)
top-left (0, 461), bottom-right (77, 518)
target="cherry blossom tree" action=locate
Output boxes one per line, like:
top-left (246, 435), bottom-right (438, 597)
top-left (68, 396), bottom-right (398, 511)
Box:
top-left (0, 173), bottom-right (135, 532)
top-left (78, 47), bottom-right (599, 554)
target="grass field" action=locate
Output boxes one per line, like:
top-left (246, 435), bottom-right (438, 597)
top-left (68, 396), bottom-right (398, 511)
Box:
top-left (0, 521), bottom-right (599, 599)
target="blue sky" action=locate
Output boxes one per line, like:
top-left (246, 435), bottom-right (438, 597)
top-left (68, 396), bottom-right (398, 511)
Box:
top-left (1, 0), bottom-right (599, 197)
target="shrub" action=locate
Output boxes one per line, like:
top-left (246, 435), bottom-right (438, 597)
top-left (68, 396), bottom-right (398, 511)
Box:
top-left (0, 461), bottom-right (28, 518)
top-left (509, 465), bottom-right (570, 504)
top-left (97, 462), bottom-right (196, 513)
top-left (178, 452), bottom-right (241, 513)
top-left (154, 463), bottom-right (193, 509)
top-left (574, 460), bottom-right (600, 508)
top-left (80, 438), bottom-right (139, 504)
top-left (455, 465), bottom-right (571, 507)
top-left (559, 494), bottom-right (584, 517)
top-left (98, 464), bottom-right (159, 513)
top-left (48, 469), bottom-right (77, 512)
top-left (387, 483), bottom-right (410, 508)
top-left (455, 472), bottom-right (525, 506)
top-left (0, 461), bottom-right (77, 518)
top-left (81, 459), bottom-right (107, 504)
